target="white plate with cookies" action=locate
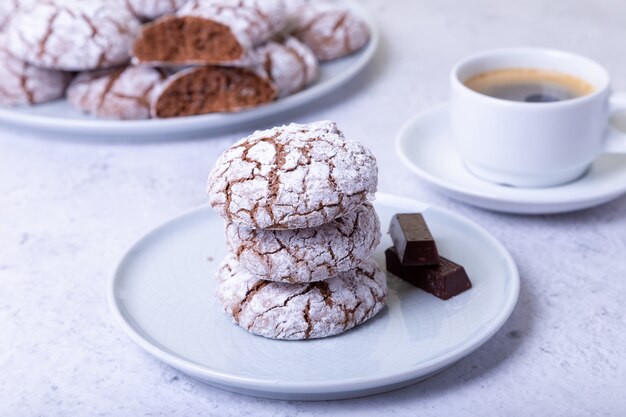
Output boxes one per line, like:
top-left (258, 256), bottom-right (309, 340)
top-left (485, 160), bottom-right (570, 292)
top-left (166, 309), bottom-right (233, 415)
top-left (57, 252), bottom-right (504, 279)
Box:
top-left (109, 192), bottom-right (520, 400)
top-left (0, 0), bottom-right (378, 140)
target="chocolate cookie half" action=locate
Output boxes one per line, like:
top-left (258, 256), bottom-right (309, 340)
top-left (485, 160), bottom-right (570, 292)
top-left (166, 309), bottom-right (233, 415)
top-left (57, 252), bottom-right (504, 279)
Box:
top-left (151, 66), bottom-right (277, 117)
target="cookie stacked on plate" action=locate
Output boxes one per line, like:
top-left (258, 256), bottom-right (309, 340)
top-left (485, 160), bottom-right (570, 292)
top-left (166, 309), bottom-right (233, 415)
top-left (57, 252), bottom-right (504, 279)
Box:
top-left (207, 120), bottom-right (387, 340)
top-left (0, 0), bottom-right (371, 120)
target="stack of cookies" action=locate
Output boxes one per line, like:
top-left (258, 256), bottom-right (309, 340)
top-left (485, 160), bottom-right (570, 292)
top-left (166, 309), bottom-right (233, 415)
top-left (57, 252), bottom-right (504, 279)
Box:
top-left (207, 121), bottom-right (387, 340)
top-left (0, 0), bottom-right (371, 120)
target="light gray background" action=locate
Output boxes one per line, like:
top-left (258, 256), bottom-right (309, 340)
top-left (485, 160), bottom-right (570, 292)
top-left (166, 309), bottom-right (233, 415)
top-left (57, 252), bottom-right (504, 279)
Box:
top-left (1, 0), bottom-right (625, 415)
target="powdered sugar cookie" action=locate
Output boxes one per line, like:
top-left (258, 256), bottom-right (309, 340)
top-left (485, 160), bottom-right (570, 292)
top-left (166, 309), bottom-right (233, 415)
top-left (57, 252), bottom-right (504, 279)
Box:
top-left (226, 203), bottom-right (380, 283)
top-left (150, 66), bottom-right (276, 118)
top-left (207, 121), bottom-right (378, 229)
top-left (6, 0), bottom-right (141, 71)
top-left (256, 36), bottom-right (319, 97)
top-left (291, 2), bottom-right (370, 61)
top-left (216, 256), bottom-right (387, 340)
top-left (133, 0), bottom-right (287, 66)
top-left (125, 0), bottom-right (188, 21)
top-left (0, 35), bottom-right (70, 106)
top-left (67, 66), bottom-right (165, 120)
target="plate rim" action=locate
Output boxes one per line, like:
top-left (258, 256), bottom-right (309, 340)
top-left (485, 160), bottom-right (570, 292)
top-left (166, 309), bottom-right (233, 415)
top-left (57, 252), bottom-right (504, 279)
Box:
top-left (108, 192), bottom-right (520, 396)
top-left (395, 103), bottom-right (626, 207)
top-left (0, 0), bottom-right (379, 138)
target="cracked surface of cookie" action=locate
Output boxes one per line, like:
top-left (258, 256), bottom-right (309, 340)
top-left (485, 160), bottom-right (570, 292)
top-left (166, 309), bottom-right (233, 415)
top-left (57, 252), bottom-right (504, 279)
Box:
top-left (0, 35), bottom-right (71, 106)
top-left (125, 0), bottom-right (187, 21)
top-left (256, 36), bottom-right (319, 97)
top-left (151, 66), bottom-right (276, 118)
top-left (6, 0), bottom-right (141, 71)
top-left (216, 256), bottom-right (387, 340)
top-left (133, 0), bottom-right (286, 66)
top-left (67, 66), bottom-right (165, 120)
top-left (226, 203), bottom-right (380, 283)
top-left (207, 120), bottom-right (378, 230)
top-left (290, 1), bottom-right (370, 61)
top-left (0, 0), bottom-right (18, 30)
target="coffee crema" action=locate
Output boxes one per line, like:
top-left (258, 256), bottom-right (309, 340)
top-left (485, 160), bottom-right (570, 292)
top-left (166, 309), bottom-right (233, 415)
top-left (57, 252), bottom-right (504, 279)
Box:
top-left (464, 68), bottom-right (595, 103)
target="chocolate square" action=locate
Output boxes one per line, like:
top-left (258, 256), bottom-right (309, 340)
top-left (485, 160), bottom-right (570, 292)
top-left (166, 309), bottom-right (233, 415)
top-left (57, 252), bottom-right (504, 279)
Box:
top-left (385, 247), bottom-right (472, 300)
top-left (388, 213), bottom-right (439, 266)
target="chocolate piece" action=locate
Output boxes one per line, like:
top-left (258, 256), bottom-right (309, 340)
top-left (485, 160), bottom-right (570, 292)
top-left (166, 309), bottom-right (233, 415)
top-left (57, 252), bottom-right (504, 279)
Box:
top-left (388, 213), bottom-right (439, 266)
top-left (385, 247), bottom-right (471, 300)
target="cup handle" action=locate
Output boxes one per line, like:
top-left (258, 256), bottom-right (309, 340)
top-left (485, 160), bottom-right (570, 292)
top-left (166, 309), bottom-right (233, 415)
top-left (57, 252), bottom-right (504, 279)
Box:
top-left (605, 93), bottom-right (626, 153)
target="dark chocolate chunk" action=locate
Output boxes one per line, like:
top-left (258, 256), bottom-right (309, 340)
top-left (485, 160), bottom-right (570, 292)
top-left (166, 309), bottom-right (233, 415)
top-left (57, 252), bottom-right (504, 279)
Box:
top-left (388, 213), bottom-right (439, 266)
top-left (385, 247), bottom-right (472, 300)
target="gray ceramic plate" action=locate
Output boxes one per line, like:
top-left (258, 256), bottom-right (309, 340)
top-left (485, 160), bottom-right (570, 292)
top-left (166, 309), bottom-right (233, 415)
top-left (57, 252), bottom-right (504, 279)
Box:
top-left (109, 193), bottom-right (519, 400)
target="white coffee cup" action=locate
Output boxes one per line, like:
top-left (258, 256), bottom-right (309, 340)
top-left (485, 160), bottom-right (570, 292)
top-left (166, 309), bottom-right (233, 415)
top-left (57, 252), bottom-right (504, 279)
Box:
top-left (450, 48), bottom-right (626, 188)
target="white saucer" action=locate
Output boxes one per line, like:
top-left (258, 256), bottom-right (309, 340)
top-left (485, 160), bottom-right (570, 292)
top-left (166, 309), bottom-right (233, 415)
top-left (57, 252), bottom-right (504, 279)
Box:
top-left (0, 0), bottom-right (377, 141)
top-left (396, 104), bottom-right (626, 214)
top-left (109, 193), bottom-right (519, 401)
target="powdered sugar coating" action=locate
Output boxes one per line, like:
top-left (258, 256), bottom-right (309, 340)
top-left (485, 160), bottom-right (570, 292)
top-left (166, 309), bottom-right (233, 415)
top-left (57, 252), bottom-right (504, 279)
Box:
top-left (0, 0), bottom-right (18, 30)
top-left (125, 0), bottom-right (188, 20)
top-left (216, 256), bottom-right (387, 340)
top-left (207, 121), bottom-right (378, 230)
top-left (0, 0), bottom-right (36, 30)
top-left (226, 202), bottom-right (380, 283)
top-left (283, 0), bottom-right (310, 17)
top-left (179, 0), bottom-right (287, 51)
top-left (0, 35), bottom-right (70, 106)
top-left (255, 36), bottom-right (319, 97)
top-left (291, 1), bottom-right (370, 61)
top-left (67, 66), bottom-right (164, 120)
top-left (6, 0), bottom-right (141, 71)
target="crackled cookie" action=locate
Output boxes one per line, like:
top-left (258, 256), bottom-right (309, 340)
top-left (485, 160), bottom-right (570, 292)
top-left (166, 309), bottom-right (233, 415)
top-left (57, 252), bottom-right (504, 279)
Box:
top-left (67, 66), bottom-right (165, 120)
top-left (125, 0), bottom-right (188, 21)
top-left (291, 2), bottom-right (370, 61)
top-left (257, 36), bottom-right (319, 97)
top-left (226, 203), bottom-right (380, 283)
top-left (151, 66), bottom-right (276, 118)
top-left (133, 0), bottom-right (287, 66)
top-left (6, 0), bottom-right (141, 71)
top-left (216, 256), bottom-right (387, 340)
top-left (0, 36), bottom-right (71, 106)
top-left (207, 121), bottom-right (378, 230)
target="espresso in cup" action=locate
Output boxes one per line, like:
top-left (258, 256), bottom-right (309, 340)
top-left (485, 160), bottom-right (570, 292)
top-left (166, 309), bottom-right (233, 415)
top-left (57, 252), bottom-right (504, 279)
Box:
top-left (464, 68), bottom-right (595, 103)
top-left (450, 48), bottom-right (626, 187)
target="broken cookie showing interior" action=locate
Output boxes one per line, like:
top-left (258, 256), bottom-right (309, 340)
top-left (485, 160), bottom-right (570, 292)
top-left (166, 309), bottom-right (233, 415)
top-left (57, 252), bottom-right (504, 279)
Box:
top-left (216, 255), bottom-right (387, 340)
top-left (207, 120), bottom-right (378, 230)
top-left (290, 1), bottom-right (370, 61)
top-left (150, 66), bottom-right (277, 118)
top-left (67, 66), bottom-right (165, 120)
top-left (0, 35), bottom-right (71, 106)
top-left (5, 0), bottom-right (141, 71)
top-left (133, 0), bottom-right (287, 66)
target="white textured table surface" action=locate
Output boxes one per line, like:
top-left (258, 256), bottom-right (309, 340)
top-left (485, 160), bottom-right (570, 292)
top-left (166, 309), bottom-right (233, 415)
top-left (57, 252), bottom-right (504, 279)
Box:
top-left (2, 1), bottom-right (626, 415)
